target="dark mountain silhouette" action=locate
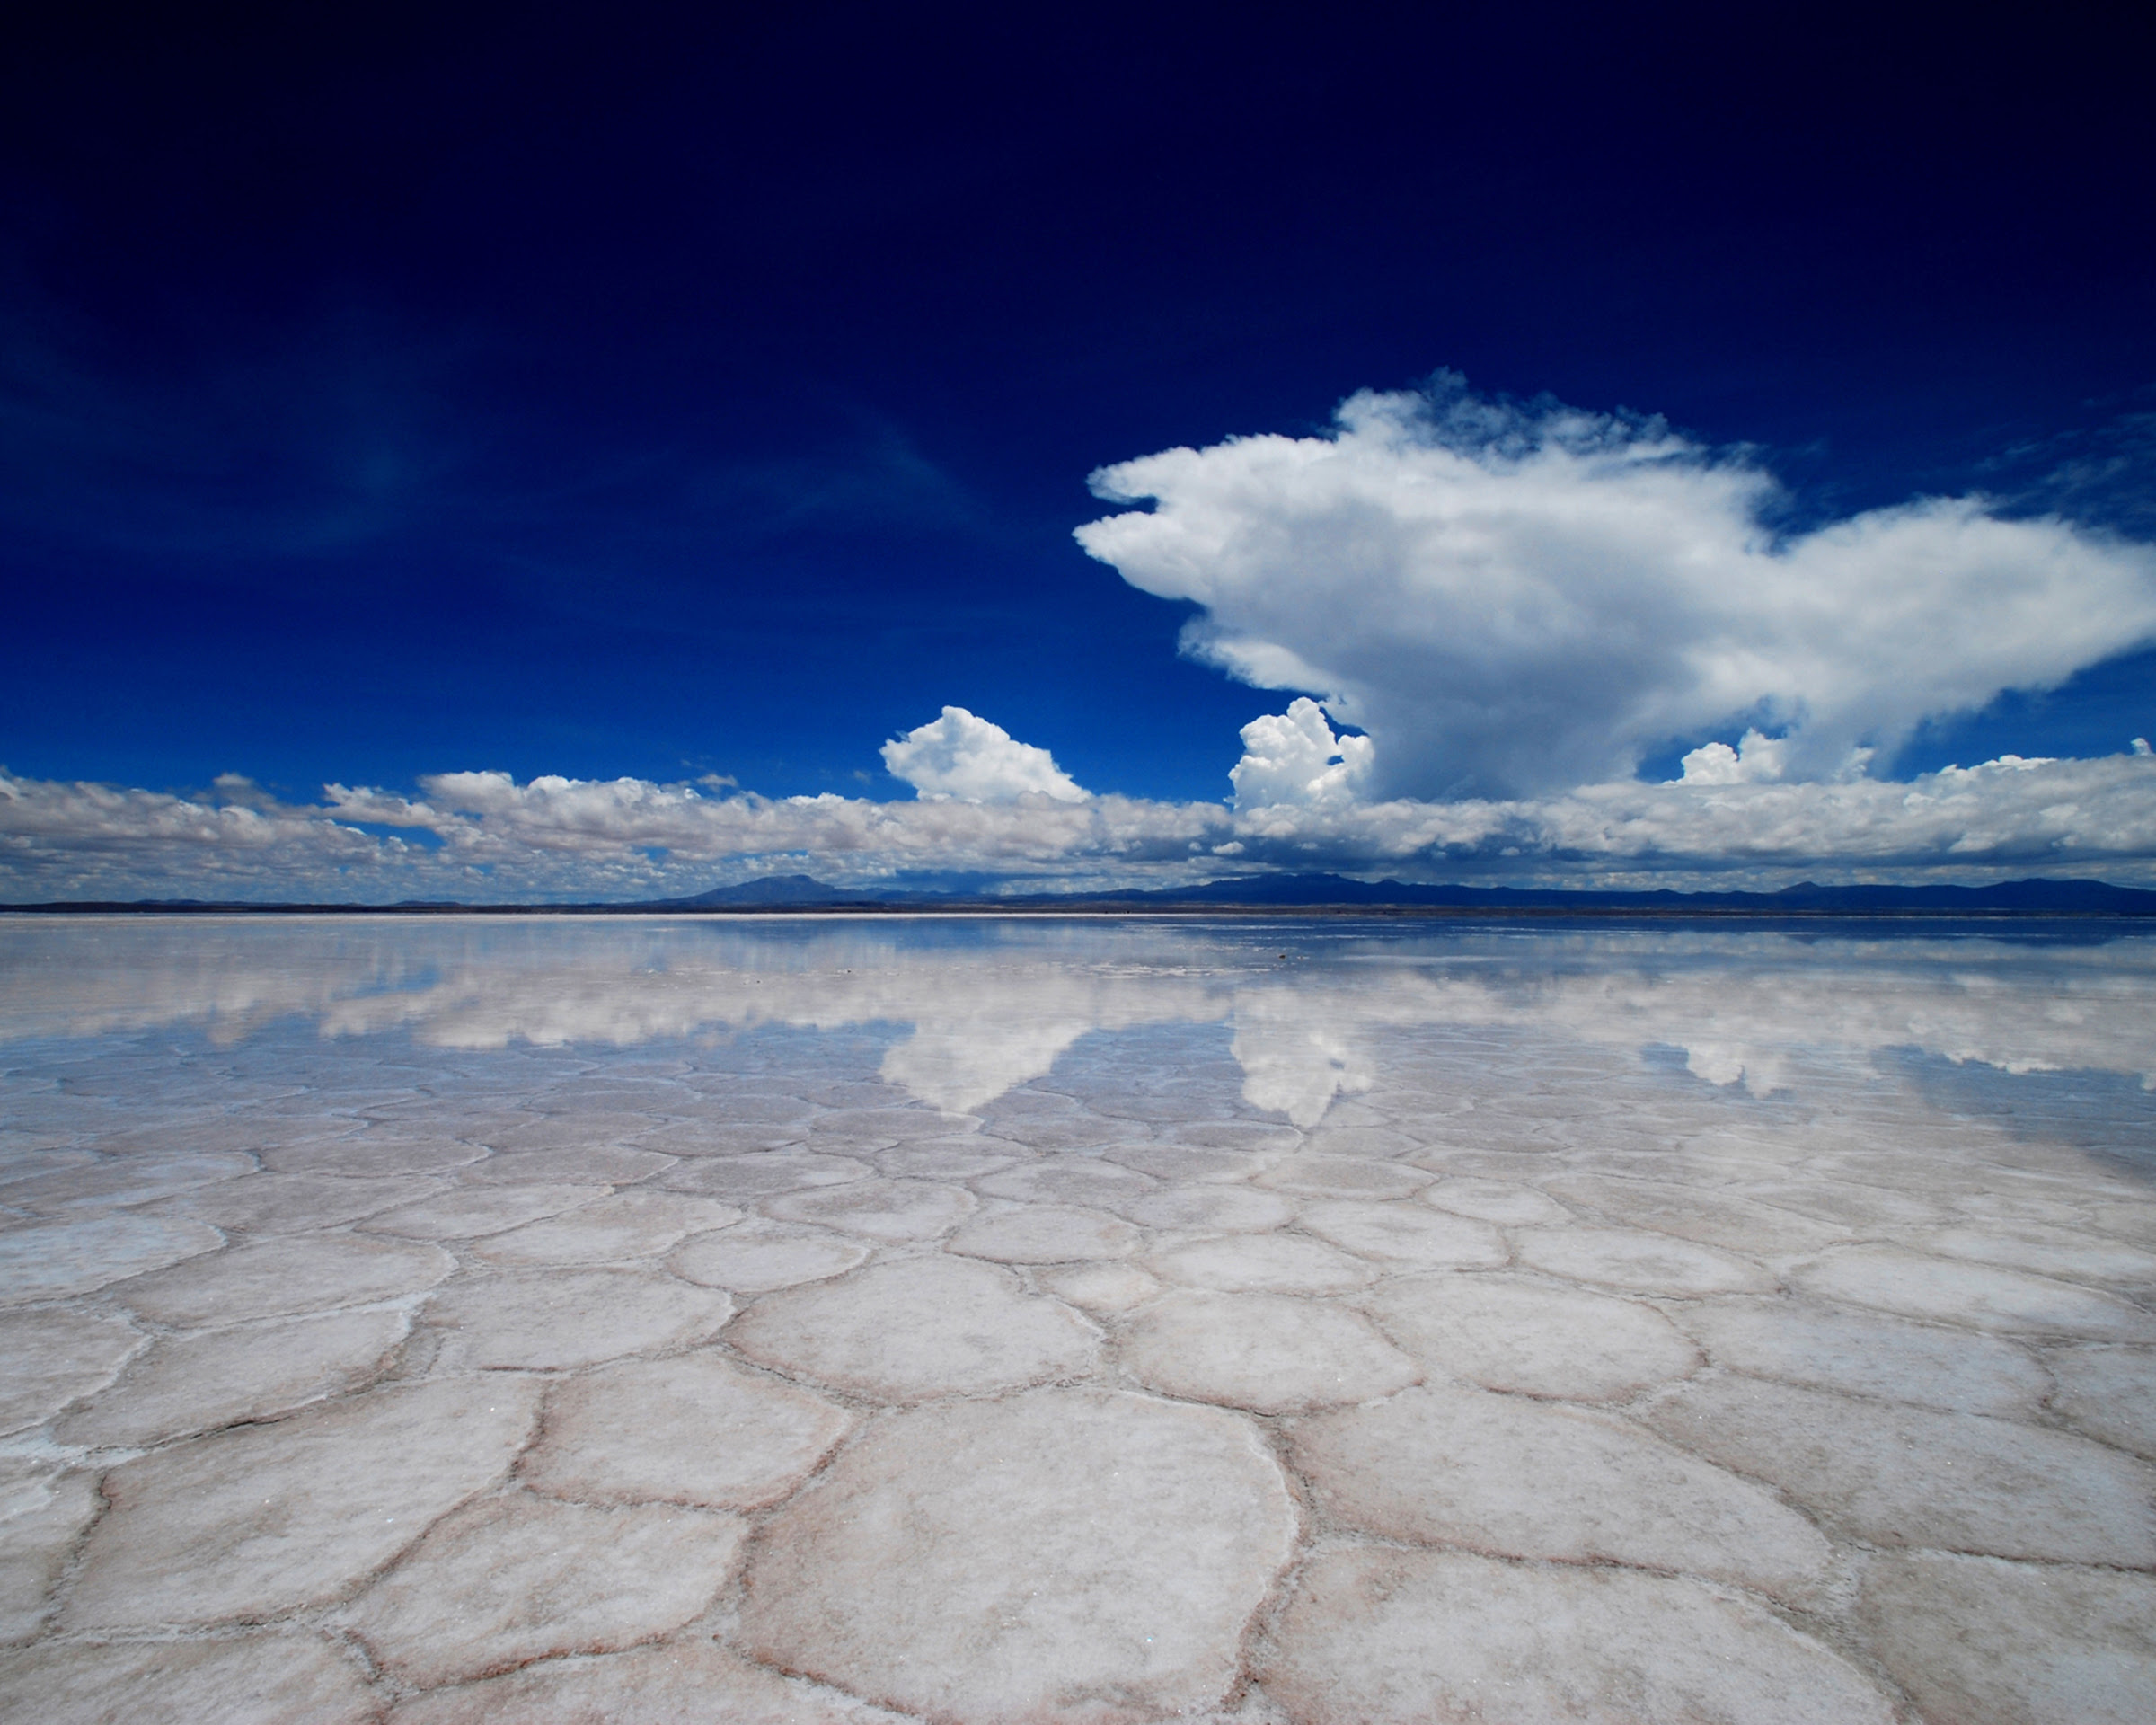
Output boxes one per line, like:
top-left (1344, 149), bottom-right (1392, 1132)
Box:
top-left (13, 874), bottom-right (2155, 916)
top-left (984, 873), bottom-right (2156, 914)
top-left (656, 874), bottom-right (888, 907)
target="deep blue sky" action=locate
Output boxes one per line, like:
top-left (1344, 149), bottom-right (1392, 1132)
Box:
top-left (4, 4), bottom-right (2152, 806)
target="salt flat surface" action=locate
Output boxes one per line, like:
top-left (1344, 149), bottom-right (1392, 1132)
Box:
top-left (2, 912), bottom-right (2154, 1721)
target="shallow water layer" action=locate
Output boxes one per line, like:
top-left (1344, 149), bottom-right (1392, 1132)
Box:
top-left (2, 912), bottom-right (2153, 1722)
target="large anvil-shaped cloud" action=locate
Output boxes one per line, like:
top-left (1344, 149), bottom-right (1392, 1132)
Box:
top-left (1076, 381), bottom-right (2156, 800)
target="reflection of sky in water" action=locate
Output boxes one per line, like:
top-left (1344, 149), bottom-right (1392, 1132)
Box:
top-left (7, 918), bottom-right (2156, 1719)
top-left (6, 915), bottom-right (2154, 1127)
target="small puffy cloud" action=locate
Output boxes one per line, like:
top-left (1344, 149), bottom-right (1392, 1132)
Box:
top-left (1231, 698), bottom-right (1374, 809)
top-left (1076, 378), bottom-right (2156, 799)
top-left (880, 706), bottom-right (1088, 803)
top-left (1675, 729), bottom-right (1793, 785)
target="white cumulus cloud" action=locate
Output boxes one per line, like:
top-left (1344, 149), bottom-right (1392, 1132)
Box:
top-left (1675, 729), bottom-right (1792, 784)
top-left (880, 706), bottom-right (1088, 803)
top-left (1231, 697), bottom-right (1374, 809)
top-left (1075, 378), bottom-right (2156, 799)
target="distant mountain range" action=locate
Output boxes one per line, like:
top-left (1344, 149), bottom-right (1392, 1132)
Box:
top-left (13, 872), bottom-right (2156, 916)
top-left (646, 871), bottom-right (2156, 915)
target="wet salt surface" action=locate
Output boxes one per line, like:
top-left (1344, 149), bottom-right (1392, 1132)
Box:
top-left (1, 914), bottom-right (2153, 1722)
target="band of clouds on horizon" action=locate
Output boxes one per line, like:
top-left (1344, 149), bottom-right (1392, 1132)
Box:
top-left (7, 742), bottom-right (2156, 898)
top-left (7, 376), bottom-right (2156, 900)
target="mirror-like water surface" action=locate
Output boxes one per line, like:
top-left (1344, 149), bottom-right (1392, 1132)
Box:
top-left (3, 916), bottom-right (2152, 1722)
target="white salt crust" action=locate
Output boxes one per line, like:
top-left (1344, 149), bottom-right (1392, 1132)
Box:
top-left (521, 1352), bottom-right (854, 1508)
top-left (10, 917), bottom-right (2156, 1721)
top-left (340, 1492), bottom-right (745, 1687)
top-left (0, 1466), bottom-right (101, 1644)
top-left (0, 1634), bottom-right (383, 1724)
top-left (53, 1307), bottom-right (408, 1448)
top-left (0, 1306), bottom-right (144, 1435)
top-left (1119, 1288), bottom-right (1420, 1412)
top-left (1643, 1373), bottom-right (2156, 1565)
top-left (0, 1213), bottom-right (224, 1304)
top-left (117, 1231), bottom-right (455, 1325)
top-left (725, 1254), bottom-right (1099, 1402)
top-left (740, 1388), bottom-right (1297, 1721)
top-left (386, 1640), bottom-right (913, 1723)
top-left (947, 1200), bottom-right (1140, 1262)
top-left (1291, 1383), bottom-right (1836, 1604)
top-left (1362, 1271), bottom-right (1699, 1401)
top-left (666, 1226), bottom-right (871, 1291)
top-left (1859, 1551), bottom-right (2156, 1725)
top-left (426, 1268), bottom-right (735, 1372)
top-left (469, 1191), bottom-right (744, 1265)
top-left (1260, 1545), bottom-right (1895, 1724)
top-left (65, 1376), bottom-right (543, 1629)
top-left (2048, 1342), bottom-right (2156, 1457)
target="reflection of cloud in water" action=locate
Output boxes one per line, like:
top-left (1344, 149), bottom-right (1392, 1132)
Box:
top-left (3, 917), bottom-right (2153, 1121)
top-left (1233, 984), bottom-right (1406, 1126)
top-left (883, 1015), bottom-right (1103, 1116)
top-left (1337, 933), bottom-right (2156, 1099)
